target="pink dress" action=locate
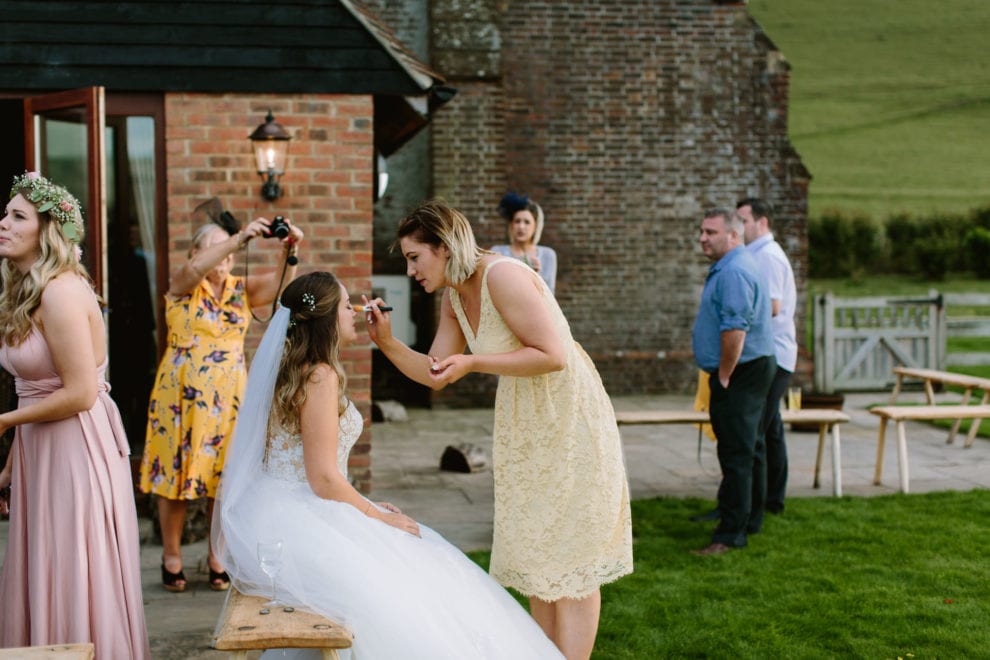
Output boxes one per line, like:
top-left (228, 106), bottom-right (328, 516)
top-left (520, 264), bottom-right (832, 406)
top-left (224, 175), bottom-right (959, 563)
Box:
top-left (0, 326), bottom-right (149, 659)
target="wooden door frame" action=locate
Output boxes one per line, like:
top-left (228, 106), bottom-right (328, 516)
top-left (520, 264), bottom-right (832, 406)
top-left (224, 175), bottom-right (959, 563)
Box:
top-left (105, 93), bottom-right (168, 354)
top-left (23, 87), bottom-right (106, 294)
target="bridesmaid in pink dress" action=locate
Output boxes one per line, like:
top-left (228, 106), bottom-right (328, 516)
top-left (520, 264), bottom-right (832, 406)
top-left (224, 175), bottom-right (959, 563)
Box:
top-left (0, 172), bottom-right (149, 659)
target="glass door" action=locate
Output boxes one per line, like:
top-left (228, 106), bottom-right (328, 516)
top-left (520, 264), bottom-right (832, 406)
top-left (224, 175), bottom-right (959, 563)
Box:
top-left (24, 87), bottom-right (107, 298)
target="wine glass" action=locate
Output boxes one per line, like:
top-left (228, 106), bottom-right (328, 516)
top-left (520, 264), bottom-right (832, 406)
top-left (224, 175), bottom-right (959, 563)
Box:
top-left (257, 539), bottom-right (284, 612)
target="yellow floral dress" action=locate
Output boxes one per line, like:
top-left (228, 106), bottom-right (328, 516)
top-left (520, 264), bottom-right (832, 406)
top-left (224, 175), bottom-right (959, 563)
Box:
top-left (139, 275), bottom-right (250, 499)
top-left (449, 258), bottom-right (633, 601)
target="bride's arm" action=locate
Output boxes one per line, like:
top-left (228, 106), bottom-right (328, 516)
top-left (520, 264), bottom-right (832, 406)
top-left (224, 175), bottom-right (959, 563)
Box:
top-left (299, 365), bottom-right (420, 536)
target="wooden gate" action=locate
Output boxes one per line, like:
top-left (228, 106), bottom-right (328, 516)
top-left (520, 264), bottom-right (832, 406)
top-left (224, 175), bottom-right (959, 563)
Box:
top-left (813, 291), bottom-right (943, 392)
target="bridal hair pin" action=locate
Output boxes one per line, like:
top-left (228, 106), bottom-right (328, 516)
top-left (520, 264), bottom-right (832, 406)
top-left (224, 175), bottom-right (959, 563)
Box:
top-left (301, 292), bottom-right (316, 312)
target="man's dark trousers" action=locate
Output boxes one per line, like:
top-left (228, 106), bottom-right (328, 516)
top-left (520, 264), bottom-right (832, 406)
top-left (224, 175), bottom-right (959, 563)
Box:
top-left (763, 366), bottom-right (792, 514)
top-left (708, 355), bottom-right (776, 548)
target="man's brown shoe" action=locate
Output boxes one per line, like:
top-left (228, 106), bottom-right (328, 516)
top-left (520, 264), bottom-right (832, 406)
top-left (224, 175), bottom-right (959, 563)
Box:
top-left (690, 542), bottom-right (731, 556)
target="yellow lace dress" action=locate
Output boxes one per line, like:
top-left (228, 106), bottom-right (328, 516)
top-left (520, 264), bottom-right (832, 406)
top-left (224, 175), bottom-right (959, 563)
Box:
top-left (449, 258), bottom-right (633, 601)
top-left (139, 275), bottom-right (250, 499)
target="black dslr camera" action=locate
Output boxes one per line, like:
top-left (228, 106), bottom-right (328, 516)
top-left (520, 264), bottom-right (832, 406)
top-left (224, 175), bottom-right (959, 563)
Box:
top-left (265, 215), bottom-right (290, 239)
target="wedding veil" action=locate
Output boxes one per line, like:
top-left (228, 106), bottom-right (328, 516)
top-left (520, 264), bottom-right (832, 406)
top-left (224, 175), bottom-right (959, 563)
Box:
top-left (210, 304), bottom-right (290, 593)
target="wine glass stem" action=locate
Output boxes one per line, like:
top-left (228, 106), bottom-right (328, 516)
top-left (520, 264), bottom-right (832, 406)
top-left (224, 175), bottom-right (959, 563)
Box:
top-left (270, 576), bottom-right (276, 604)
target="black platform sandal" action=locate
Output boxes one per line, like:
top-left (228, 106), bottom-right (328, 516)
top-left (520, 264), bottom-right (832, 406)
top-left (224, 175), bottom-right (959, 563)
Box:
top-left (161, 561), bottom-right (187, 593)
top-left (209, 567), bottom-right (230, 591)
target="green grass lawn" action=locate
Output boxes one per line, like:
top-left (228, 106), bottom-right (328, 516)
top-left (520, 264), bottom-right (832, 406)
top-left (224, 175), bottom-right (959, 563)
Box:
top-left (748, 0), bottom-right (990, 219)
top-left (473, 491), bottom-right (990, 658)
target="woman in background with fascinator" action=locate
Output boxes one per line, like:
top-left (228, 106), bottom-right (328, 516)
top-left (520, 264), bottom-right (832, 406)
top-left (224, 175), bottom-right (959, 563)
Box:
top-left (490, 192), bottom-right (558, 293)
top-left (215, 271), bottom-right (563, 659)
top-left (0, 172), bottom-right (150, 657)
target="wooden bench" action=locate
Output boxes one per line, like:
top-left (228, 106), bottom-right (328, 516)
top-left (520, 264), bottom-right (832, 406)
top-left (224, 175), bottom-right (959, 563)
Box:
top-left (615, 408), bottom-right (851, 496)
top-left (0, 644), bottom-right (94, 659)
top-left (870, 404), bottom-right (990, 494)
top-left (212, 588), bottom-right (353, 659)
top-left (890, 366), bottom-right (990, 448)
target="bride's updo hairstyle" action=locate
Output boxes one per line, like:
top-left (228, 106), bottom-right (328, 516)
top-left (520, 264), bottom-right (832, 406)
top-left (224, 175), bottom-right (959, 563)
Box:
top-left (394, 200), bottom-right (485, 286)
top-left (272, 271), bottom-right (348, 431)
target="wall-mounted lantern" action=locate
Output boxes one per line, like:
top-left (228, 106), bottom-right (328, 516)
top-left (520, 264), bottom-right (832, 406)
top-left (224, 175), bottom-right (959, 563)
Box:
top-left (249, 110), bottom-right (291, 201)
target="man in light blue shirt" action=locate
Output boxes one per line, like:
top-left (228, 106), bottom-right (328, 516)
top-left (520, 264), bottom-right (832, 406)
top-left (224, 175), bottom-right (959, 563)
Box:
top-left (690, 208), bottom-right (775, 555)
top-left (739, 198), bottom-right (798, 514)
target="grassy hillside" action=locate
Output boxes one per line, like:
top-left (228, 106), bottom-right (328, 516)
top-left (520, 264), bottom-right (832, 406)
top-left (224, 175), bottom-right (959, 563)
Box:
top-left (748, 0), bottom-right (990, 218)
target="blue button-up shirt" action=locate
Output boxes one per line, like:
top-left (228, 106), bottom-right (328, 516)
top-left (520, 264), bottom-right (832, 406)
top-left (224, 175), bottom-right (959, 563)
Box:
top-left (692, 245), bottom-right (774, 373)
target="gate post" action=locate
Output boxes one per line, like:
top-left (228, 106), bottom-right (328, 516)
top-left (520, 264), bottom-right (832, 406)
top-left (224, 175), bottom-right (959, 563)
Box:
top-left (931, 289), bottom-right (946, 370)
top-left (813, 292), bottom-right (834, 393)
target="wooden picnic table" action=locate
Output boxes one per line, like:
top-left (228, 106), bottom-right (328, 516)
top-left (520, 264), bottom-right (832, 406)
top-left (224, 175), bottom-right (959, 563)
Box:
top-left (890, 366), bottom-right (990, 448)
top-left (870, 404), bottom-right (990, 493)
top-left (0, 644), bottom-right (94, 659)
top-left (615, 408), bottom-right (850, 496)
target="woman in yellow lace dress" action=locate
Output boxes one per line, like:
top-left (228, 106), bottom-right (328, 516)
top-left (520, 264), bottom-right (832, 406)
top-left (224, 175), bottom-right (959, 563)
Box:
top-left (367, 201), bottom-right (632, 660)
top-left (139, 215), bottom-right (303, 592)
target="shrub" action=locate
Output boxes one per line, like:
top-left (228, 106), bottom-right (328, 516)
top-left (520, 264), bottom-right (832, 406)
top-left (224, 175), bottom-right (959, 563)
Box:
top-left (884, 214), bottom-right (918, 274)
top-left (848, 214), bottom-right (882, 274)
top-left (809, 206), bottom-right (980, 279)
top-left (808, 210), bottom-right (878, 278)
top-left (971, 205), bottom-right (990, 230)
top-left (913, 236), bottom-right (954, 280)
top-left (964, 227), bottom-right (990, 278)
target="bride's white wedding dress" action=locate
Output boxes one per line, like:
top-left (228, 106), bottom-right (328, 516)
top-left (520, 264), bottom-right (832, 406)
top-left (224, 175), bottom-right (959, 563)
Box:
top-left (220, 398), bottom-right (563, 659)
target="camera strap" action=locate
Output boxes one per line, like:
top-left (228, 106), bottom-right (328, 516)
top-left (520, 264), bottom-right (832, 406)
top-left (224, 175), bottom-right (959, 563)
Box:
top-left (240, 239), bottom-right (295, 324)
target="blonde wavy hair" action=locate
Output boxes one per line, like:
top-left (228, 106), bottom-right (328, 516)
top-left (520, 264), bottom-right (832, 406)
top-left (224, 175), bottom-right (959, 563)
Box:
top-left (394, 200), bottom-right (485, 286)
top-left (271, 272), bottom-right (348, 434)
top-left (0, 181), bottom-right (90, 346)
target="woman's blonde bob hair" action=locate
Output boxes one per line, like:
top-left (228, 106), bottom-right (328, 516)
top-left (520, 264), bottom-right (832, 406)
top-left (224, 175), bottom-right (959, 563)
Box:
top-left (0, 181), bottom-right (90, 346)
top-left (394, 200), bottom-right (485, 286)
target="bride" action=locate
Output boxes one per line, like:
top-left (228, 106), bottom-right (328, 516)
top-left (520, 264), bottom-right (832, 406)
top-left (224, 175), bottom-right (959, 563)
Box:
top-left (214, 271), bottom-right (562, 659)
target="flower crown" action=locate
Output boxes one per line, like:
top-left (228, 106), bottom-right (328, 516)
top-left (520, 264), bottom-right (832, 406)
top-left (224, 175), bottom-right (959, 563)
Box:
top-left (10, 171), bottom-right (84, 244)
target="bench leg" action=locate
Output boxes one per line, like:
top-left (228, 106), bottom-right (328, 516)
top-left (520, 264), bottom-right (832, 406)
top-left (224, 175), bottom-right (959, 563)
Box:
top-left (924, 379), bottom-right (936, 405)
top-left (227, 652), bottom-right (248, 660)
top-left (896, 421), bottom-right (910, 494)
top-left (889, 374), bottom-right (903, 404)
top-left (813, 424), bottom-right (826, 489)
top-left (947, 388), bottom-right (973, 445)
top-left (830, 423), bottom-right (842, 497)
top-left (321, 650), bottom-right (341, 660)
top-left (965, 390), bottom-right (990, 449)
top-left (873, 417), bottom-right (888, 486)
top-left (965, 419), bottom-right (983, 449)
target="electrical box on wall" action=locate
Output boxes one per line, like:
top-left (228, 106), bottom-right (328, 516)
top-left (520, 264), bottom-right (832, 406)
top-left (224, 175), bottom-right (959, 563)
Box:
top-left (370, 275), bottom-right (415, 348)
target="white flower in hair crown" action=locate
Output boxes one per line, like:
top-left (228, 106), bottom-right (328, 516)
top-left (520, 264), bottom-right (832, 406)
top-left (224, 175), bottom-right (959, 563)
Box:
top-left (10, 171), bottom-right (84, 244)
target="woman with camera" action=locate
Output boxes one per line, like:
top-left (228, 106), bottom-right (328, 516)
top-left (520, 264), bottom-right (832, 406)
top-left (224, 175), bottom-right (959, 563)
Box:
top-left (138, 213), bottom-right (303, 592)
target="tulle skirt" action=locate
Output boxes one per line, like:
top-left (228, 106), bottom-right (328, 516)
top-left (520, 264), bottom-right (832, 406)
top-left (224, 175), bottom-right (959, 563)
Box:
top-left (221, 473), bottom-right (563, 659)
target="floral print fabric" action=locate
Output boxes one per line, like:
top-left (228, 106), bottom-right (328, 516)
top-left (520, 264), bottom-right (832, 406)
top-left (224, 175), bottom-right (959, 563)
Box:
top-left (139, 276), bottom-right (250, 499)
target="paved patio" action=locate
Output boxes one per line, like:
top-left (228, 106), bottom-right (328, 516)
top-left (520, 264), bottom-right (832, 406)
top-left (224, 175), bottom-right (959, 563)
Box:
top-left (3, 389), bottom-right (990, 658)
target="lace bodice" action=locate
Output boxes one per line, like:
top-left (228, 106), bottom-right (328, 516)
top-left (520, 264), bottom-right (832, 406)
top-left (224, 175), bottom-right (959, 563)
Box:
top-left (263, 401), bottom-right (363, 482)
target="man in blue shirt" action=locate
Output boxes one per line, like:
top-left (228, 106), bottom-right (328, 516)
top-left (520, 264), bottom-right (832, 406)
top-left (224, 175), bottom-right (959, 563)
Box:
top-left (691, 208), bottom-right (776, 555)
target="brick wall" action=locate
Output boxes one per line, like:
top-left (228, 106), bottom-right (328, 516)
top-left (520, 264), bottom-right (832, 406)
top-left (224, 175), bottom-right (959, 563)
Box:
top-left (164, 93), bottom-right (376, 491)
top-left (424, 0), bottom-right (810, 406)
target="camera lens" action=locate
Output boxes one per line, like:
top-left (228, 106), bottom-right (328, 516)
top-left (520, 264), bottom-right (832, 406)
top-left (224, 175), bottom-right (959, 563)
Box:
top-left (267, 215), bottom-right (289, 239)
